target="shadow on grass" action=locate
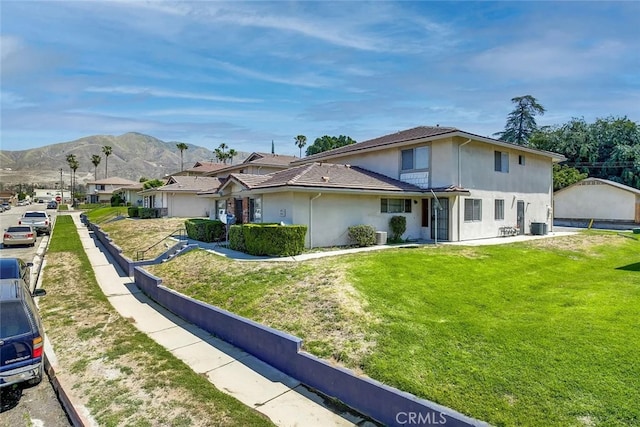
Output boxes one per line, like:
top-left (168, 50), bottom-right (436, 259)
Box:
top-left (616, 262), bottom-right (640, 272)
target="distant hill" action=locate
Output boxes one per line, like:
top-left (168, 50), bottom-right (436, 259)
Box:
top-left (0, 132), bottom-right (250, 188)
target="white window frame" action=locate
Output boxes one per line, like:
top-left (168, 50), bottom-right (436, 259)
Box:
top-left (464, 199), bottom-right (482, 221)
top-left (495, 199), bottom-right (505, 220)
top-left (494, 151), bottom-right (509, 173)
top-left (381, 198), bottom-right (412, 213)
top-left (401, 146), bottom-right (430, 172)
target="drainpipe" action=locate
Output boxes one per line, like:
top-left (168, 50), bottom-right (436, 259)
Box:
top-left (457, 139), bottom-right (471, 242)
top-left (309, 193), bottom-right (322, 249)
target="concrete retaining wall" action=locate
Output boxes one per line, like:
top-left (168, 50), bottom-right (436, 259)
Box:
top-left (134, 267), bottom-right (486, 427)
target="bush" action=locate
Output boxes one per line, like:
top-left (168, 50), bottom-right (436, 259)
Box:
top-left (241, 224), bottom-right (307, 256)
top-left (110, 193), bottom-right (125, 207)
top-left (128, 207), bottom-right (139, 218)
top-left (229, 225), bottom-right (246, 252)
top-left (138, 208), bottom-right (155, 219)
top-left (347, 225), bottom-right (376, 247)
top-left (389, 215), bottom-right (407, 242)
top-left (184, 219), bottom-right (225, 243)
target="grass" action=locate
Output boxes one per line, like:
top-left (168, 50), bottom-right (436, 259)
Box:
top-left (40, 214), bottom-right (274, 426)
top-left (146, 231), bottom-right (639, 427)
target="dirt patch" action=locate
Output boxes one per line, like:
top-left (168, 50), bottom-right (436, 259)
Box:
top-left (523, 232), bottom-right (628, 253)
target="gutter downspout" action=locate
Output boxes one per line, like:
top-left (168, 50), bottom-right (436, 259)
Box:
top-left (309, 193), bottom-right (322, 249)
top-left (457, 139), bottom-right (472, 242)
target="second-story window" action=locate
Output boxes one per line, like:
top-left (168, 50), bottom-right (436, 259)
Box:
top-left (401, 146), bottom-right (429, 171)
top-left (494, 151), bottom-right (509, 173)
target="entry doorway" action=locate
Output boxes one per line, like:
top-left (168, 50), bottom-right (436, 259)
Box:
top-left (431, 198), bottom-right (449, 241)
top-left (517, 200), bottom-right (525, 235)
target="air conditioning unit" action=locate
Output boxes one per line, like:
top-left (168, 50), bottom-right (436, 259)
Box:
top-left (375, 231), bottom-right (387, 245)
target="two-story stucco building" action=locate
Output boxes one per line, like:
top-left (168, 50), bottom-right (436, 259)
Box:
top-left (198, 126), bottom-right (565, 248)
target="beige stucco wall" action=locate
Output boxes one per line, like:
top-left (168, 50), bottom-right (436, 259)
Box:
top-left (554, 182), bottom-right (636, 221)
top-left (261, 192), bottom-right (423, 248)
top-left (166, 193), bottom-right (209, 218)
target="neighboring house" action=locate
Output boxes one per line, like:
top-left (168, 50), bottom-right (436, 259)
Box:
top-left (554, 178), bottom-right (640, 224)
top-left (140, 175), bottom-right (222, 218)
top-left (204, 152), bottom-right (297, 178)
top-left (199, 126), bottom-right (565, 247)
top-left (170, 161), bottom-right (228, 177)
top-left (85, 177), bottom-right (140, 204)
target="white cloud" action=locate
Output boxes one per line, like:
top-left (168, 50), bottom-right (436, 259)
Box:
top-left (84, 86), bottom-right (261, 103)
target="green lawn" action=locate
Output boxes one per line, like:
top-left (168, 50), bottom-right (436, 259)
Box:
top-left (148, 231), bottom-right (640, 427)
top-left (345, 234), bottom-right (640, 426)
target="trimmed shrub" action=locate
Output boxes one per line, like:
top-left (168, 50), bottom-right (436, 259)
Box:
top-left (184, 218), bottom-right (225, 243)
top-left (389, 215), bottom-right (407, 242)
top-left (229, 225), bottom-right (246, 252)
top-left (242, 224), bottom-right (307, 256)
top-left (139, 208), bottom-right (155, 219)
top-left (128, 207), bottom-right (139, 218)
top-left (110, 193), bottom-right (125, 207)
top-left (348, 225), bottom-right (376, 247)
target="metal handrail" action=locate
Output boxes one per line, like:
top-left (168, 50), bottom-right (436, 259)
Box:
top-left (135, 228), bottom-right (187, 261)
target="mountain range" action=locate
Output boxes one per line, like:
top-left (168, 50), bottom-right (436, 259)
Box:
top-left (0, 133), bottom-right (250, 188)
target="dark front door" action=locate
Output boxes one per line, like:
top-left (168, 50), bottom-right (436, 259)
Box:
top-left (517, 200), bottom-right (525, 235)
top-left (431, 198), bottom-right (449, 241)
top-left (421, 198), bottom-right (429, 227)
top-left (234, 199), bottom-right (243, 223)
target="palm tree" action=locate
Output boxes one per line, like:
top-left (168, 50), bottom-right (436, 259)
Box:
top-left (295, 135), bottom-right (307, 157)
top-left (102, 145), bottom-right (113, 178)
top-left (214, 143), bottom-right (229, 163)
top-left (91, 154), bottom-right (101, 180)
top-left (227, 149), bottom-right (237, 165)
top-left (66, 154), bottom-right (79, 203)
top-left (176, 142), bottom-right (189, 171)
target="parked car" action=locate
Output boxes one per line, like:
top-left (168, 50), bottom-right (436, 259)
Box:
top-left (1, 202), bottom-right (10, 211)
top-left (3, 226), bottom-right (37, 248)
top-left (0, 258), bottom-right (33, 283)
top-left (18, 211), bottom-right (51, 235)
top-left (0, 280), bottom-right (46, 388)
top-left (46, 201), bottom-right (58, 209)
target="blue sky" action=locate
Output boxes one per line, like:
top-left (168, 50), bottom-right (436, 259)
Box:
top-left (1, 1), bottom-right (639, 156)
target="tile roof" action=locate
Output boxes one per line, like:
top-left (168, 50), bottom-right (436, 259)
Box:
top-left (86, 177), bottom-right (140, 185)
top-left (244, 153), bottom-right (298, 166)
top-left (300, 126), bottom-right (458, 162)
top-left (555, 177), bottom-right (640, 195)
top-left (230, 163), bottom-right (435, 193)
top-left (153, 176), bottom-right (223, 192)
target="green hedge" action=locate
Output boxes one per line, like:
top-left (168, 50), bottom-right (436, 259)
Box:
top-left (139, 208), bottom-right (155, 219)
top-left (232, 224), bottom-right (307, 256)
top-left (348, 224), bottom-right (376, 247)
top-left (185, 219), bottom-right (226, 243)
top-left (128, 207), bottom-right (139, 218)
top-left (228, 225), bottom-right (246, 252)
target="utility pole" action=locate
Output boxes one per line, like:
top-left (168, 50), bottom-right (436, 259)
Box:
top-left (59, 168), bottom-right (64, 203)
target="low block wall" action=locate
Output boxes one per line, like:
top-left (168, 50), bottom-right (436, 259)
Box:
top-left (134, 267), bottom-right (486, 427)
top-left (87, 220), bottom-right (193, 276)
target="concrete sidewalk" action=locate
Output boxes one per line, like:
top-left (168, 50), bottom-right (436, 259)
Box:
top-left (66, 212), bottom-right (374, 427)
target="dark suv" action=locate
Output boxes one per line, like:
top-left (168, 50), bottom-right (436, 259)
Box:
top-left (0, 280), bottom-right (47, 388)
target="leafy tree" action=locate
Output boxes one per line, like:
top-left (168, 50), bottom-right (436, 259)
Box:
top-left (142, 179), bottom-right (164, 189)
top-left (294, 135), bottom-right (307, 157)
top-left (102, 145), bottom-right (113, 178)
top-left (552, 164), bottom-right (588, 191)
top-left (176, 142), bottom-right (189, 171)
top-left (306, 135), bottom-right (356, 156)
top-left (91, 154), bottom-right (101, 180)
top-left (139, 176), bottom-right (148, 182)
top-left (530, 116), bottom-right (640, 188)
top-left (494, 95), bottom-right (545, 145)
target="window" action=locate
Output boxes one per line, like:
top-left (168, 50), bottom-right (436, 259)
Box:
top-left (494, 151), bottom-right (509, 173)
top-left (401, 146), bottom-right (429, 171)
top-left (381, 198), bottom-right (412, 213)
top-left (518, 155), bottom-right (525, 165)
top-left (215, 200), bottom-right (225, 219)
top-left (495, 199), bottom-right (504, 220)
top-left (464, 199), bottom-right (482, 221)
top-left (249, 197), bottom-right (262, 222)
